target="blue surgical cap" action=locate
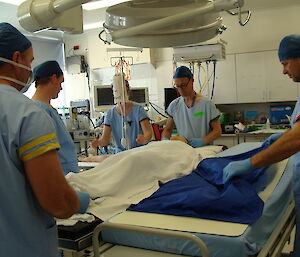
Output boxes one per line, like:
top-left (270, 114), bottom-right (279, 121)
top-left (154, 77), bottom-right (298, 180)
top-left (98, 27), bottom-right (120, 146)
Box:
top-left (33, 61), bottom-right (63, 81)
top-left (173, 66), bottom-right (193, 79)
top-left (278, 34), bottom-right (300, 61)
top-left (0, 22), bottom-right (32, 65)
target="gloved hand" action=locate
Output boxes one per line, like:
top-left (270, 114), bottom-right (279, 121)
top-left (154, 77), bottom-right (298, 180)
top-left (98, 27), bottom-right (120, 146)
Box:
top-left (188, 138), bottom-right (206, 148)
top-left (161, 137), bottom-right (170, 141)
top-left (223, 158), bottom-right (254, 184)
top-left (76, 191), bottom-right (90, 214)
top-left (262, 133), bottom-right (282, 147)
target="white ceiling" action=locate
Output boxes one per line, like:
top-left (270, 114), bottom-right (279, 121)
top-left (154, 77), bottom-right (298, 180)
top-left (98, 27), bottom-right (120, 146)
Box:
top-left (0, 0), bottom-right (299, 40)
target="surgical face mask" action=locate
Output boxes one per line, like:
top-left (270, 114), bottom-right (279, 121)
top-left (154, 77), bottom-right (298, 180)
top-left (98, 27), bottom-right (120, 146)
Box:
top-left (0, 56), bottom-right (34, 93)
top-left (112, 74), bottom-right (129, 104)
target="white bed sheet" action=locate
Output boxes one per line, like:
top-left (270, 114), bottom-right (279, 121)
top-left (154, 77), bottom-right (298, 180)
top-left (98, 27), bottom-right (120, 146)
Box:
top-left (66, 141), bottom-right (223, 220)
top-left (101, 143), bottom-right (294, 257)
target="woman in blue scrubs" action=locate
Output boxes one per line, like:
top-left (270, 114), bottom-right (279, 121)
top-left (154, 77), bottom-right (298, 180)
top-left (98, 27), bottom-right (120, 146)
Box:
top-left (91, 80), bottom-right (153, 153)
top-left (32, 61), bottom-right (79, 175)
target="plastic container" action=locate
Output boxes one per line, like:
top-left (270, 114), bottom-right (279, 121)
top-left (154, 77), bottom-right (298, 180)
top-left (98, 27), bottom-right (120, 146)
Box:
top-left (220, 113), bottom-right (229, 124)
top-left (265, 118), bottom-right (271, 129)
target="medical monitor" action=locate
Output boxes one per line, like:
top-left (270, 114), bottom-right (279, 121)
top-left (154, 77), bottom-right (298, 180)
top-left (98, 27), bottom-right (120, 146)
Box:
top-left (129, 87), bottom-right (149, 107)
top-left (94, 85), bottom-right (114, 112)
top-left (164, 88), bottom-right (180, 110)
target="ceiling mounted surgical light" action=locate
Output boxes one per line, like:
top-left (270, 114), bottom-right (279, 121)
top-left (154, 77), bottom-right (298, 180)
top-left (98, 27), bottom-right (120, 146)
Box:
top-left (17, 0), bottom-right (251, 47)
top-left (101, 0), bottom-right (250, 48)
top-left (83, 0), bottom-right (130, 11)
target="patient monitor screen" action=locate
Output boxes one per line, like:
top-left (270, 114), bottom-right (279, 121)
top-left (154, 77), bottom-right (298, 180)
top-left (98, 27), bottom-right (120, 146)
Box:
top-left (164, 88), bottom-right (179, 110)
top-left (129, 88), bottom-right (148, 105)
top-left (96, 87), bottom-right (114, 106)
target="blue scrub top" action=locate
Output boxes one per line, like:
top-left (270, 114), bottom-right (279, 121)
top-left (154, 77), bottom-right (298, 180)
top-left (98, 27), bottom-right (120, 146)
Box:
top-left (290, 98), bottom-right (300, 192)
top-left (0, 84), bottom-right (61, 257)
top-left (104, 103), bottom-right (149, 152)
top-left (167, 96), bottom-right (220, 140)
top-left (290, 96), bottom-right (300, 257)
top-left (34, 100), bottom-right (78, 175)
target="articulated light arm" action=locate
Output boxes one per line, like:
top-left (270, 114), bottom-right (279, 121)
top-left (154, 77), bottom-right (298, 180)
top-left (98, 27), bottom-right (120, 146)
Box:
top-left (17, 0), bottom-right (90, 33)
top-left (52, 0), bottom-right (90, 12)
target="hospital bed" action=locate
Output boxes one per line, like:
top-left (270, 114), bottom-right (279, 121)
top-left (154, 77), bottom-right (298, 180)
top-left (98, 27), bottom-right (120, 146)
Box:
top-left (59, 142), bottom-right (295, 257)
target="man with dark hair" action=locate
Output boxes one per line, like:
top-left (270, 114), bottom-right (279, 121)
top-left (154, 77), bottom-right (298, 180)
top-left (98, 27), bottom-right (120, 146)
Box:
top-left (32, 60), bottom-right (78, 175)
top-left (162, 66), bottom-right (222, 147)
top-left (223, 35), bottom-right (300, 256)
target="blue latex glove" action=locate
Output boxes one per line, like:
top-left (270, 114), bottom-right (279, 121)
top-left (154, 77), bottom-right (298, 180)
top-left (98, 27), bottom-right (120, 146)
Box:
top-left (188, 138), bottom-right (206, 148)
top-left (76, 191), bottom-right (90, 214)
top-left (223, 158), bottom-right (254, 184)
top-left (161, 137), bottom-right (170, 141)
top-left (262, 133), bottom-right (282, 147)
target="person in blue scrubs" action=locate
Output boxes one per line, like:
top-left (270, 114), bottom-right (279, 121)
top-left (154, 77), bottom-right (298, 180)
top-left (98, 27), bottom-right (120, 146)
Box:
top-left (161, 66), bottom-right (222, 147)
top-left (0, 23), bottom-right (89, 257)
top-left (32, 61), bottom-right (78, 175)
top-left (91, 80), bottom-right (153, 153)
top-left (223, 35), bottom-right (300, 257)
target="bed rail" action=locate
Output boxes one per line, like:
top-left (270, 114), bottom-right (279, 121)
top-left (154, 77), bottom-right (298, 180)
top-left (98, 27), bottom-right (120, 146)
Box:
top-left (256, 200), bottom-right (295, 257)
top-left (92, 222), bottom-right (210, 257)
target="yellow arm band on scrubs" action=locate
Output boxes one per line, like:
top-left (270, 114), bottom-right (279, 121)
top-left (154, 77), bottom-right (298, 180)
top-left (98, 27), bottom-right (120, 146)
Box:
top-left (19, 133), bottom-right (60, 161)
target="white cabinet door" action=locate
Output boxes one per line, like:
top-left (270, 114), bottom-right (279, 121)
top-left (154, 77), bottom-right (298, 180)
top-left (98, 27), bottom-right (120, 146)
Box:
top-left (236, 52), bottom-right (267, 103)
top-left (264, 51), bottom-right (298, 102)
top-left (213, 54), bottom-right (237, 104)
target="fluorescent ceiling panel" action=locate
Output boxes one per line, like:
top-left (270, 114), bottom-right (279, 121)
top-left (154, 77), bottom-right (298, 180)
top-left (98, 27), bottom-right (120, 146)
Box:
top-left (83, 0), bottom-right (130, 10)
top-left (83, 21), bottom-right (104, 30)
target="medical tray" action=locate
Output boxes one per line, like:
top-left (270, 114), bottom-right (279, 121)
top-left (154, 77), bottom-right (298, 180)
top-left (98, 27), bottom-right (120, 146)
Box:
top-left (58, 218), bottom-right (102, 251)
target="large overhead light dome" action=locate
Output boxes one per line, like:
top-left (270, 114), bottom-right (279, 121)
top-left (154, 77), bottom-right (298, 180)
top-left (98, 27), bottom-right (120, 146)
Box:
top-left (102, 0), bottom-right (243, 47)
top-left (17, 0), bottom-right (249, 47)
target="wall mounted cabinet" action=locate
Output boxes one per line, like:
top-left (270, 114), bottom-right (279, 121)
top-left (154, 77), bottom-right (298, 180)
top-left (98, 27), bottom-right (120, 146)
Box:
top-left (213, 50), bottom-right (298, 104)
top-left (213, 54), bottom-right (237, 104)
top-left (236, 51), bottom-right (297, 103)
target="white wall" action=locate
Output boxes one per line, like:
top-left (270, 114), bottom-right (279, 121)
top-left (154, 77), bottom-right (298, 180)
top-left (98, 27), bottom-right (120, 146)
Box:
top-left (219, 4), bottom-right (300, 54)
top-left (150, 3), bottom-right (300, 107)
top-left (63, 2), bottom-right (300, 115)
top-left (63, 30), bottom-right (159, 116)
